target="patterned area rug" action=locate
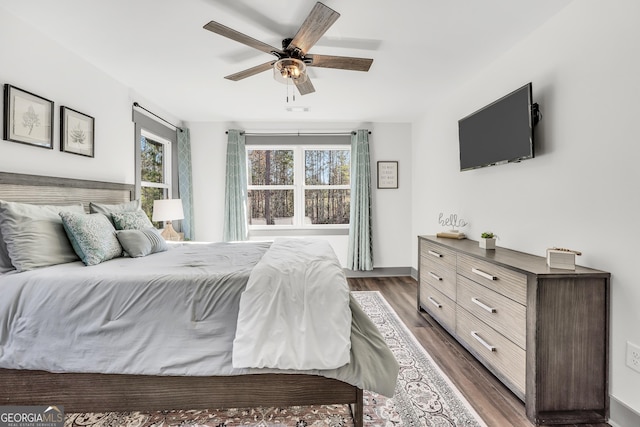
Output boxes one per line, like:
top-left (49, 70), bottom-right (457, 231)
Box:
top-left (65, 291), bottom-right (486, 427)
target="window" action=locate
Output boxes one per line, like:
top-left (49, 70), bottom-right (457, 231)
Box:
top-left (140, 130), bottom-right (172, 225)
top-left (133, 108), bottom-right (178, 228)
top-left (247, 145), bottom-right (350, 228)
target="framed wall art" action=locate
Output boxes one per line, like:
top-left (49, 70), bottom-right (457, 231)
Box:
top-left (60, 106), bottom-right (95, 157)
top-left (377, 161), bottom-right (398, 189)
top-left (3, 84), bottom-right (54, 149)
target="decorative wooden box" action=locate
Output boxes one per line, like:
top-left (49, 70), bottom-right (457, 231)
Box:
top-left (546, 249), bottom-right (576, 270)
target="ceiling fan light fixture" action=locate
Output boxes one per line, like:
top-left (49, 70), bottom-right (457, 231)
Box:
top-left (273, 58), bottom-right (308, 84)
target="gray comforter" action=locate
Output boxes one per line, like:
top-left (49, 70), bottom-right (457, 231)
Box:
top-left (0, 241), bottom-right (398, 397)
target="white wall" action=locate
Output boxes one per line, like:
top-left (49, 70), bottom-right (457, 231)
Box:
top-left (411, 0), bottom-right (640, 420)
top-left (187, 121), bottom-right (228, 243)
top-left (0, 9), bottom-right (181, 186)
top-left (188, 121), bottom-right (413, 268)
top-left (0, 10), bottom-right (132, 183)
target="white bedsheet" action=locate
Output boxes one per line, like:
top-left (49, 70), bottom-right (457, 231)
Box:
top-left (233, 238), bottom-right (351, 370)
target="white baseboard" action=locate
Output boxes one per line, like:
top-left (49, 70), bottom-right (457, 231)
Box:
top-left (609, 396), bottom-right (640, 427)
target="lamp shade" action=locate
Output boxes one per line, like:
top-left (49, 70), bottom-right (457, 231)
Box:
top-left (273, 58), bottom-right (308, 85)
top-left (152, 199), bottom-right (184, 222)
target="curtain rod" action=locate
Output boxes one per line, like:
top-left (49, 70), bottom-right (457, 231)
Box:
top-left (225, 131), bottom-right (371, 136)
top-left (132, 102), bottom-right (182, 131)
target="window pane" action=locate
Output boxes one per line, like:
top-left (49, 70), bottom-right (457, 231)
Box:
top-left (248, 189), bottom-right (294, 225)
top-left (141, 136), bottom-right (164, 184)
top-left (305, 189), bottom-right (350, 224)
top-left (305, 150), bottom-right (350, 185)
top-left (248, 149), bottom-right (294, 185)
top-left (141, 186), bottom-right (165, 228)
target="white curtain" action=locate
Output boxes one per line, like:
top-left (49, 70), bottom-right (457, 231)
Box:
top-left (347, 130), bottom-right (373, 270)
top-left (222, 130), bottom-right (247, 241)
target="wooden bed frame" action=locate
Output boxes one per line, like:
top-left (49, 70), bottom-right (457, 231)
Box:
top-left (0, 172), bottom-right (364, 427)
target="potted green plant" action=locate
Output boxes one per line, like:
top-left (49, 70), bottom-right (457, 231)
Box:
top-left (479, 232), bottom-right (497, 250)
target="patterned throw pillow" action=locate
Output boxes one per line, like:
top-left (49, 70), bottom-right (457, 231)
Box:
top-left (116, 228), bottom-right (168, 258)
top-left (59, 212), bottom-right (122, 266)
top-left (89, 199), bottom-right (141, 226)
top-left (111, 210), bottom-right (154, 230)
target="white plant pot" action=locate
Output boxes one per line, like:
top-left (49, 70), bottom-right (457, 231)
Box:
top-left (479, 237), bottom-right (496, 250)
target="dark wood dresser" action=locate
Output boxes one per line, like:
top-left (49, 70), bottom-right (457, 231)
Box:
top-left (417, 235), bottom-right (610, 425)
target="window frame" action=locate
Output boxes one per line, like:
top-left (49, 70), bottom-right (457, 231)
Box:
top-left (246, 144), bottom-right (351, 231)
top-left (133, 108), bottom-right (179, 228)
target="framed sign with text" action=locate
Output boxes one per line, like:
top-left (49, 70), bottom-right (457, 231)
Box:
top-left (377, 161), bottom-right (398, 189)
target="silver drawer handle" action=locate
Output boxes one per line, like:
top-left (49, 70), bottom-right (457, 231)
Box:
top-left (428, 250), bottom-right (442, 258)
top-left (472, 297), bottom-right (497, 313)
top-left (472, 267), bottom-right (497, 281)
top-left (471, 331), bottom-right (496, 352)
top-left (428, 296), bottom-right (442, 308)
top-left (428, 272), bottom-right (443, 281)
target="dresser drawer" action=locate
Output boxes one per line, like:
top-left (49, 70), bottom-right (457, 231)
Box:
top-left (420, 240), bottom-right (456, 270)
top-left (420, 259), bottom-right (456, 301)
top-left (420, 282), bottom-right (456, 333)
top-left (457, 275), bottom-right (526, 349)
top-left (457, 254), bottom-right (527, 305)
top-left (457, 306), bottom-right (526, 395)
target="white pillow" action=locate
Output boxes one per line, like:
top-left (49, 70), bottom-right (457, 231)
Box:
top-left (0, 200), bottom-right (85, 271)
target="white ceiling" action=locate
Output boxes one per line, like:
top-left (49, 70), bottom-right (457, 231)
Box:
top-left (0, 0), bottom-right (573, 123)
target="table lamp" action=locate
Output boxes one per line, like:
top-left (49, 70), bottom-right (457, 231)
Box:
top-left (152, 199), bottom-right (184, 241)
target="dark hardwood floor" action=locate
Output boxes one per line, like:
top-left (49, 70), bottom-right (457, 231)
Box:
top-left (347, 276), bottom-right (611, 427)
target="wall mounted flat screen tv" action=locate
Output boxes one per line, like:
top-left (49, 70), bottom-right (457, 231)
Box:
top-left (458, 83), bottom-right (536, 171)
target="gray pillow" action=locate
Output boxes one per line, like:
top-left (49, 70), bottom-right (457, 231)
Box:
top-left (0, 228), bottom-right (14, 273)
top-left (116, 228), bottom-right (168, 258)
top-left (0, 200), bottom-right (85, 272)
top-left (111, 210), bottom-right (154, 230)
top-left (89, 200), bottom-right (141, 225)
top-left (59, 212), bottom-right (123, 266)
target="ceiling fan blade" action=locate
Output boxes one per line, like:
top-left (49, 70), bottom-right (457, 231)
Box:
top-left (294, 77), bottom-right (316, 95)
top-left (204, 21), bottom-right (283, 56)
top-left (225, 61), bottom-right (275, 81)
top-left (287, 2), bottom-right (340, 55)
top-left (307, 54), bottom-right (373, 72)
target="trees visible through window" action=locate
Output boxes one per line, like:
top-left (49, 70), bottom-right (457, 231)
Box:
top-left (140, 130), bottom-right (171, 226)
top-left (304, 150), bottom-right (350, 224)
top-left (247, 149), bottom-right (294, 225)
top-left (247, 146), bottom-right (350, 227)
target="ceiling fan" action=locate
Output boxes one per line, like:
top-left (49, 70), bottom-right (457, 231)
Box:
top-left (203, 2), bottom-right (373, 95)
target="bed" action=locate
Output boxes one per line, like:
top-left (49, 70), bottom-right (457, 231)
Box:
top-left (0, 172), bottom-right (398, 426)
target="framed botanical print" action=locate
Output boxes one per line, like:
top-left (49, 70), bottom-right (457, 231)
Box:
top-left (60, 106), bottom-right (95, 157)
top-left (3, 84), bottom-right (54, 149)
